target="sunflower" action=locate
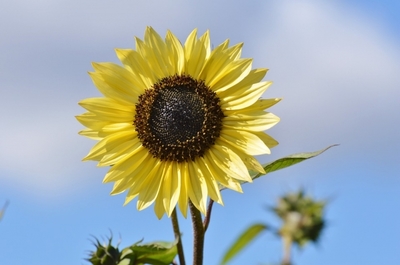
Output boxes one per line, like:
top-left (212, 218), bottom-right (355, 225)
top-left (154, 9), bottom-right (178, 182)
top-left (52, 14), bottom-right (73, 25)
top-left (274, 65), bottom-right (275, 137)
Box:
top-left (77, 27), bottom-right (280, 219)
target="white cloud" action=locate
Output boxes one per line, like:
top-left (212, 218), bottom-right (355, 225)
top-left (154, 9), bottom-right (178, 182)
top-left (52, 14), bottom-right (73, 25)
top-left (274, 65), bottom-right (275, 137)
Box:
top-left (253, 1), bottom-right (400, 153)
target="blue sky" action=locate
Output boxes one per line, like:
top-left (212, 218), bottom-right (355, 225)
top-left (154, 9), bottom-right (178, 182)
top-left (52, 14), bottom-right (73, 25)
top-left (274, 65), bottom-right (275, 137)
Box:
top-left (1, 0), bottom-right (399, 264)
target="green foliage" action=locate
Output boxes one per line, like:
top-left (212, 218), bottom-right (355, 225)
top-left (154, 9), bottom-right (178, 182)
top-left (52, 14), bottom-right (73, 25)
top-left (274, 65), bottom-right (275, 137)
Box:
top-left (272, 190), bottom-right (326, 247)
top-left (87, 236), bottom-right (177, 265)
top-left (119, 240), bottom-right (178, 265)
top-left (220, 224), bottom-right (268, 265)
top-left (251, 145), bottom-right (338, 181)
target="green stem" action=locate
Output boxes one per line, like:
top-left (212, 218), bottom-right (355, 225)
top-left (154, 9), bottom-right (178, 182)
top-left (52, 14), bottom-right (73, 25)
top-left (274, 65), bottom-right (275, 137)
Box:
top-left (171, 208), bottom-right (186, 265)
top-left (189, 200), bottom-right (204, 265)
top-left (203, 199), bottom-right (214, 232)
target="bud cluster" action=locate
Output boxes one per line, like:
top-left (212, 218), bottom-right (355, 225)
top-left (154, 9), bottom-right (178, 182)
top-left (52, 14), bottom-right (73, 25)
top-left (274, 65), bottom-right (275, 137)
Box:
top-left (273, 190), bottom-right (326, 247)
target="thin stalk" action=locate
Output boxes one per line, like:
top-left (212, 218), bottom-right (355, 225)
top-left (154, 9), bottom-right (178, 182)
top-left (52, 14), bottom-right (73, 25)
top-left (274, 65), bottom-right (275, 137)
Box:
top-left (171, 208), bottom-right (186, 265)
top-left (0, 200), bottom-right (9, 221)
top-left (189, 201), bottom-right (204, 265)
top-left (203, 199), bottom-right (214, 232)
top-left (281, 235), bottom-right (292, 265)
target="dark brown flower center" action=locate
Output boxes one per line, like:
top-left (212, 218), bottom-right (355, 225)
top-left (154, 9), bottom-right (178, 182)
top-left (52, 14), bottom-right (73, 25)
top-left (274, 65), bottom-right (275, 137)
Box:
top-left (134, 74), bottom-right (224, 162)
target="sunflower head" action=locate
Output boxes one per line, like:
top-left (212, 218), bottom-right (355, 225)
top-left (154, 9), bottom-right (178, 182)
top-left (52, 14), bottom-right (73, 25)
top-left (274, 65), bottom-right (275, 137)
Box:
top-left (77, 27), bottom-right (280, 219)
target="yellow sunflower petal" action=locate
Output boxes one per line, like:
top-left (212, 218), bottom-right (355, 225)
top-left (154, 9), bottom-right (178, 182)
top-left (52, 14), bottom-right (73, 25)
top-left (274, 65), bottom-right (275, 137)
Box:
top-left (88, 71), bottom-right (134, 105)
top-left (200, 50), bottom-right (235, 87)
top-left (217, 68), bottom-right (267, 98)
top-left (144, 27), bottom-right (175, 77)
top-left (241, 156), bottom-right (266, 174)
top-left (83, 130), bottom-right (136, 161)
top-left (202, 151), bottom-right (243, 192)
top-left (199, 29), bottom-right (211, 59)
top-left (187, 162), bottom-right (208, 214)
top-left (123, 189), bottom-right (139, 206)
top-left (79, 97), bottom-right (134, 122)
top-left (165, 30), bottom-right (185, 75)
top-left (76, 112), bottom-right (110, 131)
top-left (224, 98), bottom-right (281, 116)
top-left (114, 48), bottom-right (156, 88)
top-left (98, 137), bottom-right (142, 167)
top-left (184, 29), bottom-right (209, 77)
top-left (253, 131), bottom-right (279, 149)
top-left (134, 37), bottom-right (163, 80)
top-left (197, 158), bottom-right (223, 205)
top-left (221, 81), bottom-right (273, 110)
top-left (220, 129), bottom-right (270, 155)
top-left (98, 122), bottom-right (134, 137)
top-left (129, 159), bottom-right (161, 196)
top-left (114, 48), bottom-right (151, 90)
top-left (110, 151), bottom-right (157, 194)
top-left (178, 163), bottom-right (189, 218)
top-left (137, 162), bottom-right (166, 211)
top-left (213, 138), bottom-right (266, 174)
top-left (162, 162), bottom-right (181, 217)
top-left (209, 58), bottom-right (253, 92)
top-left (92, 62), bottom-right (143, 103)
top-left (104, 147), bottom-right (149, 184)
top-left (200, 39), bottom-right (230, 70)
top-left (209, 145), bottom-right (252, 183)
top-left (224, 42), bottom-right (244, 60)
top-left (223, 111), bottom-right (280, 132)
top-left (124, 159), bottom-right (161, 205)
top-left (154, 187), bottom-right (166, 219)
top-left (78, 129), bottom-right (102, 140)
top-left (200, 42), bottom-right (247, 88)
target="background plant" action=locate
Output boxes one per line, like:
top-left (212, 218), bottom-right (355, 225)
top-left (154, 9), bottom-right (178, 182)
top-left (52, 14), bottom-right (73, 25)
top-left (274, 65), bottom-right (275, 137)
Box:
top-left (220, 190), bottom-right (326, 265)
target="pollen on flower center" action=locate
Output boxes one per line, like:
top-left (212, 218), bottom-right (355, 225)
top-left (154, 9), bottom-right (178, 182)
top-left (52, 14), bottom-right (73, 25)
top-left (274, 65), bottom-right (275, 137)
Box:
top-left (134, 74), bottom-right (224, 162)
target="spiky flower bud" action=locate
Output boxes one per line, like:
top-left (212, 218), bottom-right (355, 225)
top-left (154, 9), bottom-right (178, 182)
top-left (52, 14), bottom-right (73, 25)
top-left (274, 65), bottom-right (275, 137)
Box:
top-left (87, 236), bottom-right (120, 265)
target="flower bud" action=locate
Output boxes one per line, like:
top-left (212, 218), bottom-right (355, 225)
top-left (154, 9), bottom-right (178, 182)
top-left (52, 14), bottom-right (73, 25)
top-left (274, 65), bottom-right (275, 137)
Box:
top-left (87, 237), bottom-right (120, 265)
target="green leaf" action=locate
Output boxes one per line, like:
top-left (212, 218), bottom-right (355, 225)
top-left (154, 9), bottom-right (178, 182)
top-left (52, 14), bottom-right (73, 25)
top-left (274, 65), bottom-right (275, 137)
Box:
top-left (220, 223), bottom-right (267, 265)
top-left (251, 145), bottom-right (338, 181)
top-left (120, 240), bottom-right (178, 265)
